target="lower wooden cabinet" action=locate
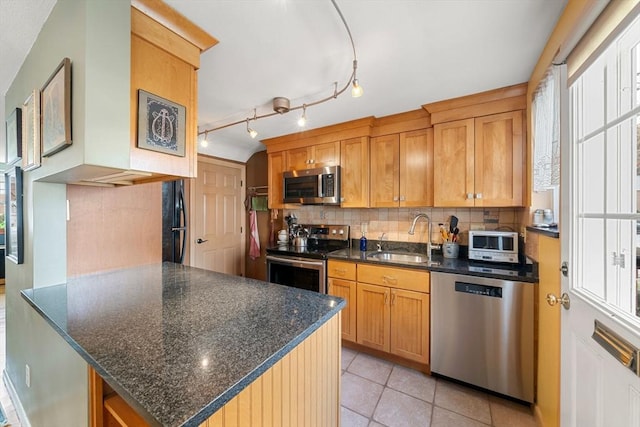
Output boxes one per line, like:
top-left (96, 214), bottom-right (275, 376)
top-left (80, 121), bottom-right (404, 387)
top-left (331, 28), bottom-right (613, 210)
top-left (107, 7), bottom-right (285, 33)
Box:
top-left (328, 277), bottom-right (357, 342)
top-left (328, 260), bottom-right (430, 364)
top-left (356, 282), bottom-right (429, 364)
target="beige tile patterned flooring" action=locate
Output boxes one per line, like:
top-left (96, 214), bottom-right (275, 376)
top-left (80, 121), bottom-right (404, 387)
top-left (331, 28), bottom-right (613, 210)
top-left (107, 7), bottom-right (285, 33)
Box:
top-left (341, 347), bottom-right (537, 427)
top-left (0, 287), bottom-right (21, 426)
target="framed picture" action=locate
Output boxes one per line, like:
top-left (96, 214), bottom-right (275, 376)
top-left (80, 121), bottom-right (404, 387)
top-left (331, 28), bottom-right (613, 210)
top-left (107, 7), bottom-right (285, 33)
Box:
top-left (41, 57), bottom-right (72, 157)
top-left (5, 166), bottom-right (23, 264)
top-left (5, 108), bottom-right (22, 165)
top-left (22, 90), bottom-right (41, 171)
top-left (137, 89), bottom-right (186, 157)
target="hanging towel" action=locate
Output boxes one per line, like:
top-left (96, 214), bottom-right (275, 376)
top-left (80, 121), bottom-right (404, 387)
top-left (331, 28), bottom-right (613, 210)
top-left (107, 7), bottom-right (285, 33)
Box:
top-left (249, 210), bottom-right (261, 260)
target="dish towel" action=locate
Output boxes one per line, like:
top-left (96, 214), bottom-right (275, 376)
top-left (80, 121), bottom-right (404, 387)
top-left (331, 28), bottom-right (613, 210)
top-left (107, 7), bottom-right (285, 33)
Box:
top-left (249, 210), bottom-right (261, 260)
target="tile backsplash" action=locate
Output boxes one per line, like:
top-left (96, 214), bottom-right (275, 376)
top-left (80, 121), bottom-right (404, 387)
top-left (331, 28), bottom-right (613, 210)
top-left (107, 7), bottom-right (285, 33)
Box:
top-left (284, 206), bottom-right (525, 245)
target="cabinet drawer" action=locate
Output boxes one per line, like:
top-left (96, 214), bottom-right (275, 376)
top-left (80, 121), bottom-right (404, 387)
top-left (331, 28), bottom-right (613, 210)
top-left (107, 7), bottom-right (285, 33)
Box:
top-left (327, 260), bottom-right (357, 281)
top-left (358, 264), bottom-right (430, 293)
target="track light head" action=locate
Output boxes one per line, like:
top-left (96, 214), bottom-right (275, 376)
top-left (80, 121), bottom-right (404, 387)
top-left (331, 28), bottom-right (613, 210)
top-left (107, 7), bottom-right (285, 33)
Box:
top-left (297, 105), bottom-right (307, 127)
top-left (246, 119), bottom-right (258, 139)
top-left (351, 79), bottom-right (363, 98)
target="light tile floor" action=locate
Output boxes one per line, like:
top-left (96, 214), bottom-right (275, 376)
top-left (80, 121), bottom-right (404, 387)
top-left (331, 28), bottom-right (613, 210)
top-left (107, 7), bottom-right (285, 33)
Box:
top-left (341, 347), bottom-right (537, 427)
top-left (0, 286), bottom-right (22, 426)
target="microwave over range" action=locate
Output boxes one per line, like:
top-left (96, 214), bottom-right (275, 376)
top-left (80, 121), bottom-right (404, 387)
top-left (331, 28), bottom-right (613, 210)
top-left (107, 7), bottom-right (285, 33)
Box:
top-left (283, 166), bottom-right (340, 205)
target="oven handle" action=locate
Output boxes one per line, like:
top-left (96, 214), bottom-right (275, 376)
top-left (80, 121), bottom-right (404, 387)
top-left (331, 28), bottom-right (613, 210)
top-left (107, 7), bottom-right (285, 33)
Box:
top-left (266, 255), bottom-right (325, 268)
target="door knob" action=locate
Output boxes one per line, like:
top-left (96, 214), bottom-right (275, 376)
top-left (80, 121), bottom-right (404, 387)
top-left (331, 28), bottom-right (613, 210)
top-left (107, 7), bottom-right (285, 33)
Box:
top-left (196, 238), bottom-right (208, 244)
top-left (546, 292), bottom-right (570, 310)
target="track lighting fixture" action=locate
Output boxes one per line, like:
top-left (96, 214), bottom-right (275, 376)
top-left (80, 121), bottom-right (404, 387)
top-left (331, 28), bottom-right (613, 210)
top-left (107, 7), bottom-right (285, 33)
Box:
top-left (297, 105), bottom-right (307, 127)
top-left (197, 0), bottom-right (362, 140)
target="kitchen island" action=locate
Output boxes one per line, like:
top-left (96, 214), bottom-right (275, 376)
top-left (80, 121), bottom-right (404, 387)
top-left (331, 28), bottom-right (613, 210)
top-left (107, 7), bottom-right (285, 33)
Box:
top-left (21, 262), bottom-right (345, 426)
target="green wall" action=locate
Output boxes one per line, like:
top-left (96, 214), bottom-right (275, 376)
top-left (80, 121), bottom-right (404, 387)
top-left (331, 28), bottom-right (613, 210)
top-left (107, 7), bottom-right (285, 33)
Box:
top-left (4, 1), bottom-right (130, 425)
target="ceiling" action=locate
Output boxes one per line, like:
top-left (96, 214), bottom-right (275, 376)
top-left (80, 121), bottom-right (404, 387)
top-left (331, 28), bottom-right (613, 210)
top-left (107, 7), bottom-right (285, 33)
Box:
top-left (1, 0), bottom-right (568, 163)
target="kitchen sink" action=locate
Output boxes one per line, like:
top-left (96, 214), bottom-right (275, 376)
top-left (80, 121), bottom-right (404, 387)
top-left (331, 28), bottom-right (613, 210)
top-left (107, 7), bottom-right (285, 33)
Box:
top-left (367, 251), bottom-right (436, 265)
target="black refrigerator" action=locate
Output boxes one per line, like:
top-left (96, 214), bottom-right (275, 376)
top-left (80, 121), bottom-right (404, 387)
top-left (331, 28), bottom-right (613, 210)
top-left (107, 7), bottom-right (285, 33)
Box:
top-left (162, 180), bottom-right (187, 264)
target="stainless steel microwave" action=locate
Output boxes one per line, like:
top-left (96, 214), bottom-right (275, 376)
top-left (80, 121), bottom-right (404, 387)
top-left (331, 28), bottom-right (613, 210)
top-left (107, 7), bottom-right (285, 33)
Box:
top-left (468, 230), bottom-right (519, 263)
top-left (283, 166), bottom-right (340, 205)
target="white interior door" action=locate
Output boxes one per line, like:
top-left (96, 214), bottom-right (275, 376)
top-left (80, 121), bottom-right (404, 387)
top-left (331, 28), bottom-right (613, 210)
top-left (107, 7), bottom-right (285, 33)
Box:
top-left (561, 14), bottom-right (640, 427)
top-left (191, 156), bottom-right (246, 276)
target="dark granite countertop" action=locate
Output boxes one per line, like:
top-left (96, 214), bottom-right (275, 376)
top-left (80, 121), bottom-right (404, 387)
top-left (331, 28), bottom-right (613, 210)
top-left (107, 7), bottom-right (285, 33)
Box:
top-left (526, 225), bottom-right (560, 238)
top-left (327, 248), bottom-right (538, 283)
top-left (21, 262), bottom-right (345, 427)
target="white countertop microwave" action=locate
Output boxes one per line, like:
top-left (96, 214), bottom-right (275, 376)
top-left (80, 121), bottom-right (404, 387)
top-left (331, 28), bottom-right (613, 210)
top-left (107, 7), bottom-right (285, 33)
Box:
top-left (468, 230), bottom-right (519, 264)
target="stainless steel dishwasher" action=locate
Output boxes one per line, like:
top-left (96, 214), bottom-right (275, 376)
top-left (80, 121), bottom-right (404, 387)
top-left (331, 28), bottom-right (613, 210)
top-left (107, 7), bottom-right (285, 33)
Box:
top-left (430, 272), bottom-right (534, 402)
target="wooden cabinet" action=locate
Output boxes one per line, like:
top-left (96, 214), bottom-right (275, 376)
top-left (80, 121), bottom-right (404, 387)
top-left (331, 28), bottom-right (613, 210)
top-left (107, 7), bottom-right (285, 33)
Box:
top-left (268, 151), bottom-right (286, 209)
top-left (340, 136), bottom-right (370, 208)
top-left (370, 129), bottom-right (433, 207)
top-left (433, 110), bottom-right (524, 207)
top-left (328, 260), bottom-right (357, 342)
top-left (356, 264), bottom-right (430, 363)
top-left (286, 141), bottom-right (340, 170)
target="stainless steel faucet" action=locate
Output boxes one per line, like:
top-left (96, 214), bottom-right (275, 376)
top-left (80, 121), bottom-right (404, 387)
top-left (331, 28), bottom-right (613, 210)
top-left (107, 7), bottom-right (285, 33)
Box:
top-left (376, 232), bottom-right (386, 252)
top-left (408, 213), bottom-right (435, 261)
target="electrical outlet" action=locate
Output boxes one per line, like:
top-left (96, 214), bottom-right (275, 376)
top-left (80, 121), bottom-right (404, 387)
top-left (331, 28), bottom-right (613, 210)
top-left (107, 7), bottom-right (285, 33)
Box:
top-left (25, 364), bottom-right (30, 388)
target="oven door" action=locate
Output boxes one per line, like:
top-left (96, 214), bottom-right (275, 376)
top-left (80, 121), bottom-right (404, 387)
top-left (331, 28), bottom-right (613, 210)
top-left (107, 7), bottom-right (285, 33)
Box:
top-left (266, 255), bottom-right (326, 293)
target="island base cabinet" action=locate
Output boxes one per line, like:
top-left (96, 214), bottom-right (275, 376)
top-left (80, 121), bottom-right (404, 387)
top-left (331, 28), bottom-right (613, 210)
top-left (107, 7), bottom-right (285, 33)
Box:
top-left (206, 313), bottom-right (341, 427)
top-left (90, 314), bottom-right (342, 427)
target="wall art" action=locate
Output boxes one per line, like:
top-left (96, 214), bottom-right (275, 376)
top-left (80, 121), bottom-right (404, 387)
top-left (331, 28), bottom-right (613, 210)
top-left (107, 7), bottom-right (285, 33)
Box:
top-left (137, 89), bottom-right (186, 157)
top-left (41, 57), bottom-right (72, 157)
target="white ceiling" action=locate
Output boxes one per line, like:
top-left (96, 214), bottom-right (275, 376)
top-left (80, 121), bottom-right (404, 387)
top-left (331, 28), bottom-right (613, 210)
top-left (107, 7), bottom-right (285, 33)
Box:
top-left (1, 0), bottom-right (568, 163)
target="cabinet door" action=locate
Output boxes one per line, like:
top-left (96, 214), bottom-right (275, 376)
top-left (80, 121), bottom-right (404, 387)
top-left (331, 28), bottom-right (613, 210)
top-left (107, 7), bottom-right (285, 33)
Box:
top-left (370, 134), bottom-right (400, 207)
top-left (433, 118), bottom-right (475, 207)
top-left (400, 129), bottom-right (433, 207)
top-left (390, 289), bottom-right (429, 364)
top-left (312, 141), bottom-right (340, 168)
top-left (286, 146), bottom-right (312, 171)
top-left (328, 278), bottom-right (357, 342)
top-left (268, 152), bottom-right (286, 209)
top-left (474, 110), bottom-right (524, 206)
top-left (340, 137), bottom-right (369, 208)
top-left (356, 283), bottom-right (390, 352)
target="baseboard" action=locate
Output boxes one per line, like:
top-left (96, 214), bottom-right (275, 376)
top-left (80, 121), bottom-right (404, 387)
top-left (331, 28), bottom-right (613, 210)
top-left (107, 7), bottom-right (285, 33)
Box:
top-left (533, 403), bottom-right (543, 427)
top-left (2, 369), bottom-right (31, 427)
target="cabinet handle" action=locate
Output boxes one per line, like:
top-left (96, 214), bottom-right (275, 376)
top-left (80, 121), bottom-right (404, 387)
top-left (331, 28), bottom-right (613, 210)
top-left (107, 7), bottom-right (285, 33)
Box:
top-left (476, 193), bottom-right (483, 199)
top-left (466, 193), bottom-right (474, 200)
top-left (384, 292), bottom-right (389, 305)
top-left (391, 291), bottom-right (396, 306)
top-left (393, 196), bottom-right (399, 202)
top-left (333, 268), bottom-right (347, 276)
top-left (382, 275), bottom-right (397, 284)
top-left (400, 196), bottom-right (406, 201)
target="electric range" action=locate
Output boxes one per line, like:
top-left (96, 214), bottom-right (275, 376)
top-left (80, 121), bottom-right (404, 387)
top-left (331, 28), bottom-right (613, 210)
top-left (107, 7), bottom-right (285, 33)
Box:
top-left (266, 224), bottom-right (350, 293)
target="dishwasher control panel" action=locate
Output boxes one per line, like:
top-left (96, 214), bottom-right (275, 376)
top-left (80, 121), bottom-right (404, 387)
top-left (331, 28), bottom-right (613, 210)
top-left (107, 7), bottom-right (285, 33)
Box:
top-left (455, 281), bottom-right (502, 298)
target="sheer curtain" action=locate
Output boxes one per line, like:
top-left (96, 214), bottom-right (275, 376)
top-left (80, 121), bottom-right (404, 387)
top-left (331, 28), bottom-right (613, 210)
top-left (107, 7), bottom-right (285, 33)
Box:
top-left (533, 66), bottom-right (561, 191)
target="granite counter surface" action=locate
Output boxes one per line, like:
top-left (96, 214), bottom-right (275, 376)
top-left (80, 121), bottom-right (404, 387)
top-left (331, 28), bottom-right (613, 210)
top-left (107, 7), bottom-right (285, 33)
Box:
top-left (328, 248), bottom-right (538, 283)
top-left (21, 262), bottom-right (345, 427)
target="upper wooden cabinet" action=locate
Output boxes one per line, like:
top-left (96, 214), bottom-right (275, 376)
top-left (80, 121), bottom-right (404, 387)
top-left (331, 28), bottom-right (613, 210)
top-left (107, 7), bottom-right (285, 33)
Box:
top-left (286, 141), bottom-right (340, 170)
top-left (340, 137), bottom-right (370, 208)
top-left (370, 129), bottom-right (433, 207)
top-left (433, 110), bottom-right (524, 207)
top-left (268, 151), bottom-right (286, 209)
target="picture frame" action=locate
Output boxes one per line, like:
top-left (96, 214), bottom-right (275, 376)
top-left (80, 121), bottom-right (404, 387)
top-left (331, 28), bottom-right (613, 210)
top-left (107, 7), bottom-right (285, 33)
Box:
top-left (5, 108), bottom-right (22, 165)
top-left (137, 89), bottom-right (186, 157)
top-left (41, 57), bottom-right (72, 157)
top-left (5, 165), bottom-right (23, 265)
top-left (22, 90), bottom-right (41, 171)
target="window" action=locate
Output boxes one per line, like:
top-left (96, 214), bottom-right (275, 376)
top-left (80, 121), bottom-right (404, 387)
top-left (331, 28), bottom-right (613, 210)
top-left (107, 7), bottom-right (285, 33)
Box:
top-left (570, 14), bottom-right (640, 322)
